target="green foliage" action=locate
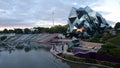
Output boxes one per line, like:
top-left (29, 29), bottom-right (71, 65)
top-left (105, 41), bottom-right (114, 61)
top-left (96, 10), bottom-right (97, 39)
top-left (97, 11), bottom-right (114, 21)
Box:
top-left (67, 48), bottom-right (72, 52)
top-left (114, 22), bottom-right (120, 33)
top-left (89, 37), bottom-right (101, 43)
top-left (100, 61), bottom-right (114, 67)
top-left (3, 29), bottom-right (9, 33)
top-left (8, 29), bottom-right (14, 33)
top-left (15, 46), bottom-right (24, 49)
top-left (109, 48), bottom-right (120, 58)
top-left (24, 28), bottom-right (31, 34)
top-left (63, 55), bottom-right (97, 63)
top-left (14, 29), bottom-right (24, 34)
top-left (99, 41), bottom-right (120, 58)
top-left (88, 29), bottom-right (118, 43)
top-left (84, 58), bottom-right (97, 63)
top-left (98, 42), bottom-right (116, 54)
top-left (33, 27), bottom-right (48, 33)
top-left (33, 25), bottom-right (68, 34)
top-left (108, 34), bottom-right (120, 45)
top-left (114, 63), bottom-right (120, 68)
top-left (63, 55), bottom-right (79, 61)
top-left (103, 42), bottom-right (115, 48)
top-left (0, 25), bottom-right (68, 34)
top-left (0, 36), bottom-right (7, 41)
top-left (62, 54), bottom-right (116, 67)
top-left (49, 25), bottom-right (68, 34)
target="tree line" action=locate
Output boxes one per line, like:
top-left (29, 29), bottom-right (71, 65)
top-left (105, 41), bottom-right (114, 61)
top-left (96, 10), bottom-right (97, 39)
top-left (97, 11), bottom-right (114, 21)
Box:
top-left (0, 22), bottom-right (120, 34)
top-left (0, 25), bottom-right (68, 34)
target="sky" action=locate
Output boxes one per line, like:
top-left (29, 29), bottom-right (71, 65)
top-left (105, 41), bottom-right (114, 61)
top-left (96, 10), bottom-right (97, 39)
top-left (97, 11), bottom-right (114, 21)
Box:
top-left (0, 0), bottom-right (120, 30)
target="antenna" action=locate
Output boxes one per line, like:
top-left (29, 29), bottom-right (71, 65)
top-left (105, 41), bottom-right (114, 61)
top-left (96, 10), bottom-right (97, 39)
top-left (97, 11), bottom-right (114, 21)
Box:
top-left (52, 11), bottom-right (54, 27)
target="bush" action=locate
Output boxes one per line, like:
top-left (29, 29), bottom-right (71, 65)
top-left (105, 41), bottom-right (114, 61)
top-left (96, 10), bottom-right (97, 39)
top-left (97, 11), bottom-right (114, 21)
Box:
top-left (100, 61), bottom-right (114, 67)
top-left (0, 36), bottom-right (7, 41)
top-left (84, 58), bottom-right (97, 63)
top-left (98, 42), bottom-right (116, 54)
top-left (64, 56), bottom-right (79, 61)
top-left (114, 63), bottom-right (120, 68)
top-left (67, 48), bottom-right (72, 52)
top-left (15, 46), bottom-right (24, 49)
top-left (102, 42), bottom-right (116, 49)
top-left (109, 35), bottom-right (120, 45)
top-left (89, 38), bottom-right (100, 43)
top-left (109, 48), bottom-right (120, 58)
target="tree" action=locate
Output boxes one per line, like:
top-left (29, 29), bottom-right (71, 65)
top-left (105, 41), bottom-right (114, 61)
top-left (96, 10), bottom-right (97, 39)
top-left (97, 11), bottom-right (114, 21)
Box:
top-left (8, 29), bottom-right (14, 33)
top-left (3, 29), bottom-right (9, 33)
top-left (14, 29), bottom-right (23, 34)
top-left (49, 25), bottom-right (68, 33)
top-left (0, 24), bottom-right (68, 34)
top-left (0, 36), bottom-right (7, 41)
top-left (24, 28), bottom-right (31, 34)
top-left (114, 22), bottom-right (120, 33)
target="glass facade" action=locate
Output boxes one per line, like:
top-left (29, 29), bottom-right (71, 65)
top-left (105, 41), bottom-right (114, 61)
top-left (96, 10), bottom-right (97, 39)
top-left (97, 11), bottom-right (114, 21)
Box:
top-left (67, 6), bottom-right (110, 38)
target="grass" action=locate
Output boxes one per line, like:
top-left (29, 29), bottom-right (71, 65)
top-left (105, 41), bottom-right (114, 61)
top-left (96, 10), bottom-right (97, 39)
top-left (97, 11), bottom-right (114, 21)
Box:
top-left (97, 33), bottom-right (120, 58)
top-left (60, 54), bottom-right (118, 68)
top-left (109, 48), bottom-right (120, 58)
top-left (107, 34), bottom-right (120, 45)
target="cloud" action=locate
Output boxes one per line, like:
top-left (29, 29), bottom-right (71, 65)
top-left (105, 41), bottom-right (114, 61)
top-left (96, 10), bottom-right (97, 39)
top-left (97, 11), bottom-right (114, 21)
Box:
top-left (0, 0), bottom-right (120, 30)
top-left (107, 20), bottom-right (116, 27)
top-left (34, 19), bottom-right (67, 28)
top-left (90, 0), bottom-right (120, 22)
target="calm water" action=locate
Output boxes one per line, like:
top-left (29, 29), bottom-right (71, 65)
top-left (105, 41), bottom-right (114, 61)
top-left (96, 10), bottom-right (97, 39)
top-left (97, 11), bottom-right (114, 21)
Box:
top-left (0, 42), bottom-right (106, 68)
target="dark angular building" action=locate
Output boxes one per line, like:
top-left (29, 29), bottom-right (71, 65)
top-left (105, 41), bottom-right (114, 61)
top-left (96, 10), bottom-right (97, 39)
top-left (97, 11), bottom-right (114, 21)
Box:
top-left (67, 6), bottom-right (110, 38)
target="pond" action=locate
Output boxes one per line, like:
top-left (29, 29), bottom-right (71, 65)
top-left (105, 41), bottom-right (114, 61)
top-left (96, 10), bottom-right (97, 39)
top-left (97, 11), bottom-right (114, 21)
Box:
top-left (0, 42), bottom-right (106, 68)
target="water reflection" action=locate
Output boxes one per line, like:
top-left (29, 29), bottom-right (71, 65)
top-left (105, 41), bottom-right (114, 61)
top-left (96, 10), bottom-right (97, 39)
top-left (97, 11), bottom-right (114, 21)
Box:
top-left (0, 42), bottom-right (50, 53)
top-left (0, 43), bottom-right (15, 54)
top-left (0, 42), bottom-right (106, 68)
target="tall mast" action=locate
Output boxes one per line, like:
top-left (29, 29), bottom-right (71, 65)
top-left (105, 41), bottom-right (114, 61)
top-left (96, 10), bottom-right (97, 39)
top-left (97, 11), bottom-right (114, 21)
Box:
top-left (52, 11), bottom-right (54, 27)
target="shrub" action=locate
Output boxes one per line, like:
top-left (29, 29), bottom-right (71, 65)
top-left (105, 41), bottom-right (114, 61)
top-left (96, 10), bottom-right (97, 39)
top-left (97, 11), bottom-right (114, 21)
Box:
top-left (109, 48), bottom-right (120, 58)
top-left (100, 61), bottom-right (114, 67)
top-left (84, 58), bottom-right (97, 63)
top-left (102, 42), bottom-right (116, 49)
top-left (114, 63), bottom-right (120, 68)
top-left (0, 36), bottom-right (7, 41)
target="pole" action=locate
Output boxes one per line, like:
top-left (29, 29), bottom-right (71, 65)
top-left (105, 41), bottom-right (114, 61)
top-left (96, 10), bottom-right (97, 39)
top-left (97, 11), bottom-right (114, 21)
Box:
top-left (52, 11), bottom-right (54, 26)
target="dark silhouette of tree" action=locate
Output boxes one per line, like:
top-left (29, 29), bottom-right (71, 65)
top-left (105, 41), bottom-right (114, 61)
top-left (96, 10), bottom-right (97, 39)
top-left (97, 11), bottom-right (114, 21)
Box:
top-left (8, 29), bottom-right (14, 33)
top-left (24, 28), bottom-right (31, 34)
top-left (114, 22), bottom-right (120, 33)
top-left (3, 29), bottom-right (9, 33)
top-left (14, 29), bottom-right (23, 34)
top-left (0, 25), bottom-right (68, 34)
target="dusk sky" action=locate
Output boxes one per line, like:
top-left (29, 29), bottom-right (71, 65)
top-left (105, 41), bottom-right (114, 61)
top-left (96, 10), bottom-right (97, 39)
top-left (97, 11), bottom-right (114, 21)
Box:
top-left (0, 0), bottom-right (120, 30)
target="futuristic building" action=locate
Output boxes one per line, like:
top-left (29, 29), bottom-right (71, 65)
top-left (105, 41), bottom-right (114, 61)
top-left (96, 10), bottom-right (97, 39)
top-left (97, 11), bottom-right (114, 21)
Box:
top-left (67, 6), bottom-right (110, 38)
top-left (51, 7), bottom-right (110, 55)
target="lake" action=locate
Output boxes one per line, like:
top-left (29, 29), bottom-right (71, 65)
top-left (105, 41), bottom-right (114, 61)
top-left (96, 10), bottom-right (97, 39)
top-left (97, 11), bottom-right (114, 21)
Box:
top-left (0, 42), bottom-right (106, 68)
